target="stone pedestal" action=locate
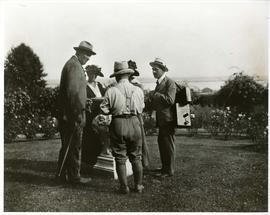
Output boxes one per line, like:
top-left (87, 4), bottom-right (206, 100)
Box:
top-left (94, 154), bottom-right (133, 179)
top-left (91, 113), bottom-right (133, 179)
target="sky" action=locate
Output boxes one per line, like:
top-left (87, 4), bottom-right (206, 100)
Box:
top-left (1, 0), bottom-right (269, 84)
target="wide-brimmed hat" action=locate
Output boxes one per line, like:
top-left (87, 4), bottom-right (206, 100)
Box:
top-left (128, 60), bottom-right (140, 76)
top-left (149, 57), bottom-right (168, 72)
top-left (73, 41), bottom-right (96, 56)
top-left (85, 65), bottom-right (104, 77)
top-left (110, 61), bottom-right (134, 78)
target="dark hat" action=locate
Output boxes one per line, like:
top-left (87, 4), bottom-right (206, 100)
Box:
top-left (149, 57), bottom-right (168, 72)
top-left (85, 65), bottom-right (104, 77)
top-left (110, 61), bottom-right (134, 78)
top-left (73, 41), bottom-right (96, 56)
top-left (128, 60), bottom-right (140, 76)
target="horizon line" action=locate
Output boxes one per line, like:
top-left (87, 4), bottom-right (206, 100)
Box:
top-left (46, 74), bottom-right (268, 83)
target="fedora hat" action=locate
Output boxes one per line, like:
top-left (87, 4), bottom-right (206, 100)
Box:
top-left (73, 41), bottom-right (96, 56)
top-left (149, 57), bottom-right (168, 72)
top-left (85, 65), bottom-right (104, 77)
top-left (110, 61), bottom-right (134, 78)
top-left (128, 60), bottom-right (140, 76)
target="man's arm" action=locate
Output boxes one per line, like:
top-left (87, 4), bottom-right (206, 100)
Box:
top-left (66, 62), bottom-right (86, 124)
top-left (153, 79), bottom-right (176, 107)
top-left (100, 89), bottom-right (111, 115)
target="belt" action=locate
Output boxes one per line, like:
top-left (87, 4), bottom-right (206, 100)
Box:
top-left (112, 114), bottom-right (137, 119)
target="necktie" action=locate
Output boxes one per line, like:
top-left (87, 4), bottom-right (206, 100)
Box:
top-left (154, 80), bottom-right (159, 91)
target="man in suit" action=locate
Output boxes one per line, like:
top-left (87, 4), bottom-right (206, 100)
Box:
top-left (56, 41), bottom-right (96, 184)
top-left (100, 61), bottom-right (145, 194)
top-left (149, 58), bottom-right (176, 177)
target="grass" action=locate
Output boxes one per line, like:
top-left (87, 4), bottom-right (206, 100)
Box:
top-left (4, 136), bottom-right (268, 212)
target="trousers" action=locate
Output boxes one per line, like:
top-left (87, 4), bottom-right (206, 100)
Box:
top-left (110, 116), bottom-right (142, 164)
top-left (57, 120), bottom-right (83, 181)
top-left (157, 122), bottom-right (175, 175)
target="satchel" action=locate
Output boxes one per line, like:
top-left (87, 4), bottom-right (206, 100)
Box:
top-left (175, 83), bottom-right (191, 106)
top-left (174, 83), bottom-right (192, 128)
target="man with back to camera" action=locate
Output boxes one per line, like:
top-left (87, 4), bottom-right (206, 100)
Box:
top-left (56, 41), bottom-right (96, 184)
top-left (100, 61), bottom-right (145, 194)
top-left (149, 58), bottom-right (177, 177)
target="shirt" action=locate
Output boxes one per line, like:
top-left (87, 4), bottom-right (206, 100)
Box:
top-left (157, 73), bottom-right (166, 85)
top-left (87, 82), bottom-right (102, 97)
top-left (100, 79), bottom-right (145, 116)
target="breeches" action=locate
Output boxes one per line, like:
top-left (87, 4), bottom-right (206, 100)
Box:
top-left (110, 116), bottom-right (142, 164)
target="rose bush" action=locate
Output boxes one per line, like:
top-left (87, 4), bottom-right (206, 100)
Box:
top-left (4, 87), bottom-right (59, 142)
top-left (189, 105), bottom-right (267, 144)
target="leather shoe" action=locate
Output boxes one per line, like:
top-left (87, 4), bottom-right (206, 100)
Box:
top-left (155, 172), bottom-right (173, 178)
top-left (134, 185), bottom-right (144, 193)
top-left (152, 168), bottom-right (164, 173)
top-left (117, 186), bottom-right (130, 194)
top-left (69, 177), bottom-right (92, 185)
top-left (161, 173), bottom-right (173, 178)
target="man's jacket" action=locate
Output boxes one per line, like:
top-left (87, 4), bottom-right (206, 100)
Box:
top-left (152, 76), bottom-right (176, 127)
top-left (58, 55), bottom-right (87, 125)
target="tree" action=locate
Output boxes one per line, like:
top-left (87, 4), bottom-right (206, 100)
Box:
top-left (4, 43), bottom-right (47, 98)
top-left (201, 87), bottom-right (213, 94)
top-left (215, 72), bottom-right (265, 113)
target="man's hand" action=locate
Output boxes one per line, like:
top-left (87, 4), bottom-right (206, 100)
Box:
top-left (86, 99), bottom-right (93, 112)
top-left (76, 112), bottom-right (85, 128)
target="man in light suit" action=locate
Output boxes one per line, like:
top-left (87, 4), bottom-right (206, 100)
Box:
top-left (149, 58), bottom-right (176, 177)
top-left (56, 41), bottom-right (96, 184)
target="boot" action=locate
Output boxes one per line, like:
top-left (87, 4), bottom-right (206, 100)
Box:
top-left (132, 160), bottom-right (144, 193)
top-left (116, 163), bottom-right (129, 194)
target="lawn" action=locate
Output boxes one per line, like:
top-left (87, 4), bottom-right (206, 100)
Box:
top-left (4, 135), bottom-right (268, 212)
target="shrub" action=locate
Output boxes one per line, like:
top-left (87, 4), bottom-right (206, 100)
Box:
top-left (142, 112), bottom-right (157, 135)
top-left (4, 87), bottom-right (59, 142)
top-left (215, 73), bottom-right (265, 113)
top-left (190, 105), bottom-right (213, 129)
top-left (4, 43), bottom-right (47, 96)
top-left (33, 87), bottom-right (59, 117)
top-left (4, 89), bottom-right (31, 142)
top-left (206, 107), bottom-right (239, 139)
top-left (39, 116), bottom-right (58, 139)
top-left (197, 94), bottom-right (217, 107)
top-left (247, 106), bottom-right (268, 144)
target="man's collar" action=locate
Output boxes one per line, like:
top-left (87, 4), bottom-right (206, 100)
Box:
top-left (157, 73), bottom-right (166, 84)
top-left (118, 79), bottom-right (129, 83)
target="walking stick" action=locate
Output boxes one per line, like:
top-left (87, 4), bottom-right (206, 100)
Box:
top-left (57, 126), bottom-right (76, 177)
top-left (137, 114), bottom-right (150, 168)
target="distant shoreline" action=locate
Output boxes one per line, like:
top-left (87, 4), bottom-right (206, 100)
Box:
top-left (46, 75), bottom-right (267, 91)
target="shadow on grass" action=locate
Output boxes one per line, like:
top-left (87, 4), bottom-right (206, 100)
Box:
top-left (5, 159), bottom-right (57, 173)
top-left (229, 144), bottom-right (268, 154)
top-left (4, 158), bottom-right (118, 192)
top-left (5, 159), bottom-right (58, 186)
top-left (5, 171), bottom-right (57, 186)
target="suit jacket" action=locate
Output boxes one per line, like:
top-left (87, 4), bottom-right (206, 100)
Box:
top-left (152, 76), bottom-right (176, 127)
top-left (86, 82), bottom-right (106, 99)
top-left (58, 55), bottom-right (87, 125)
